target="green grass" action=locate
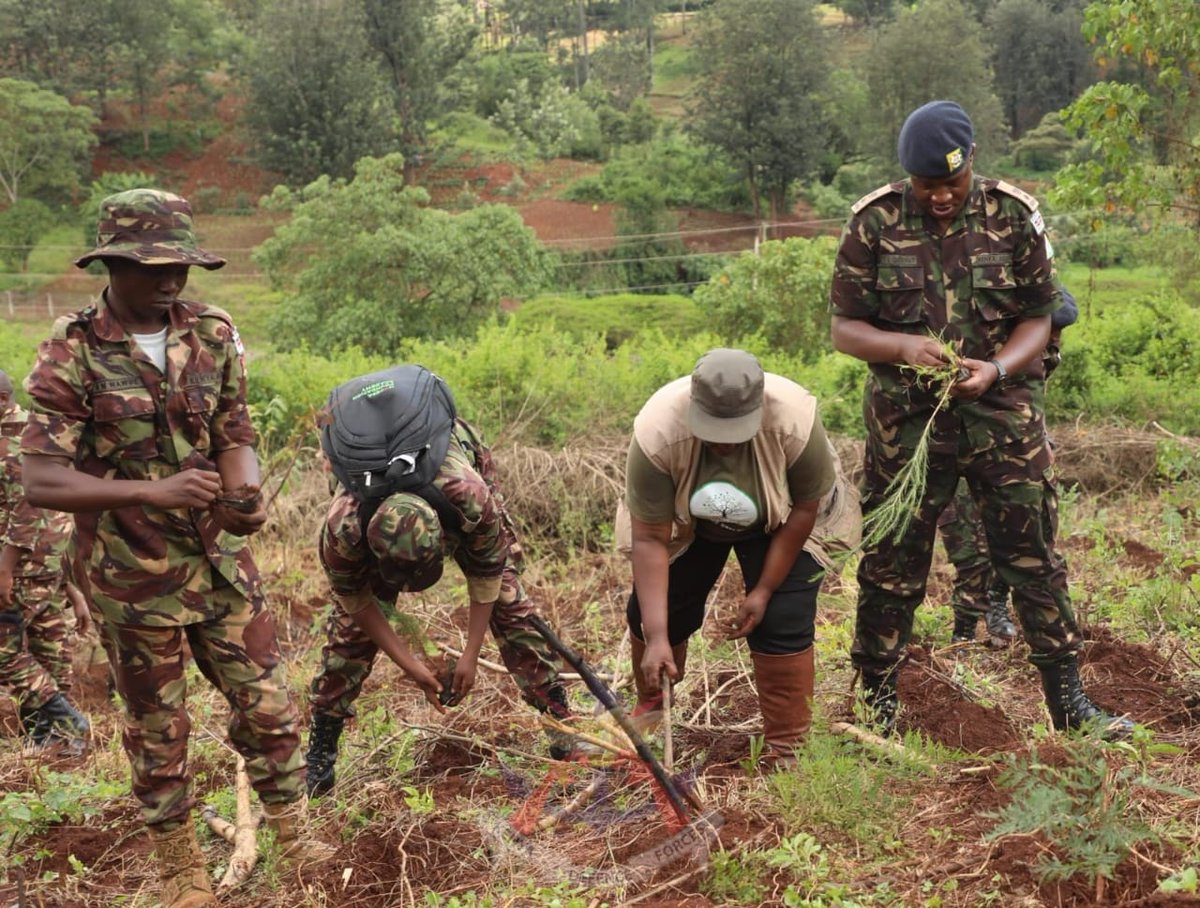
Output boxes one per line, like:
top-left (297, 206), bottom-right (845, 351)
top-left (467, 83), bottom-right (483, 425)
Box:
top-left (431, 111), bottom-right (519, 157)
top-left (1057, 262), bottom-right (1183, 314)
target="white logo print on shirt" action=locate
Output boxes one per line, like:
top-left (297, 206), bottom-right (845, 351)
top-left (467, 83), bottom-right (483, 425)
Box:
top-left (689, 481), bottom-right (758, 528)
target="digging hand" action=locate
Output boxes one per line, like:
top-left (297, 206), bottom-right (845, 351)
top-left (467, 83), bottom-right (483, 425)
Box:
top-left (640, 638), bottom-right (677, 691)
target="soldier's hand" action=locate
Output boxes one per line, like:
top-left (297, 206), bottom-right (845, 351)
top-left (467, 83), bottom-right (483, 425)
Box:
top-left (450, 652), bottom-right (479, 704)
top-left (403, 660), bottom-right (448, 714)
top-left (900, 335), bottom-right (949, 368)
top-left (211, 488), bottom-right (267, 537)
top-left (950, 358), bottom-right (997, 401)
top-left (640, 639), bottom-right (678, 691)
top-left (148, 468), bottom-right (222, 509)
top-left (65, 583), bottom-right (91, 635)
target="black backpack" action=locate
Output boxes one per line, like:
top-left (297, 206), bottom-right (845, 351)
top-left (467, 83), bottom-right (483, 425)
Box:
top-left (320, 365), bottom-right (457, 511)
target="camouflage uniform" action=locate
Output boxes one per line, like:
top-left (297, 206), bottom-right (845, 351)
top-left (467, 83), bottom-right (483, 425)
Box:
top-left (311, 420), bottom-right (565, 719)
top-left (21, 262), bottom-right (304, 828)
top-left (938, 288), bottom-right (1076, 625)
top-left (0, 404), bottom-right (75, 710)
top-left (832, 175), bottom-right (1080, 671)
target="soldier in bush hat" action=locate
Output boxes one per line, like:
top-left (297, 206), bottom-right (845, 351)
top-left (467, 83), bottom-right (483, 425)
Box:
top-left (20, 189), bottom-right (331, 908)
top-left (307, 399), bottom-right (582, 796)
top-left (830, 101), bottom-right (1133, 740)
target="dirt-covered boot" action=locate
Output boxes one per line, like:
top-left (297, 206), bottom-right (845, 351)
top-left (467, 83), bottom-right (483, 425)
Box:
top-left (262, 799), bottom-right (336, 868)
top-left (629, 637), bottom-right (687, 734)
top-left (859, 666), bottom-right (899, 737)
top-left (540, 683), bottom-right (585, 760)
top-left (25, 692), bottom-right (90, 754)
top-left (18, 702), bottom-right (46, 742)
top-left (305, 714), bottom-right (344, 797)
top-left (1038, 657), bottom-right (1134, 740)
top-left (984, 592), bottom-right (1019, 646)
top-left (150, 821), bottom-right (217, 908)
top-left (752, 646), bottom-right (814, 769)
top-left (950, 612), bottom-right (978, 644)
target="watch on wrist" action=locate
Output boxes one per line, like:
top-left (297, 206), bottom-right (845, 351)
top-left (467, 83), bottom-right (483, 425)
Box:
top-left (989, 359), bottom-right (1008, 385)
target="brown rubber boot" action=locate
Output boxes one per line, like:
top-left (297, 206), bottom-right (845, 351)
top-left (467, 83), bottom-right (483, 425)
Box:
top-left (751, 646), bottom-right (815, 769)
top-left (629, 637), bottom-right (687, 734)
top-left (149, 821), bottom-right (217, 908)
top-left (262, 799), bottom-right (336, 868)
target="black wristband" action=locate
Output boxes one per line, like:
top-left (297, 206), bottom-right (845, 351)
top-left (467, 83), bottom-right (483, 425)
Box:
top-left (989, 359), bottom-right (1008, 385)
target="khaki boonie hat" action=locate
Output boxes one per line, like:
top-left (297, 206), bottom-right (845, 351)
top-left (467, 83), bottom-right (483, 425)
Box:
top-left (74, 188), bottom-right (226, 270)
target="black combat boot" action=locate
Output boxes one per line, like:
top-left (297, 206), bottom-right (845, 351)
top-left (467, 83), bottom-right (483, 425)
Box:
top-left (951, 612), bottom-right (978, 644)
top-left (542, 684), bottom-right (582, 760)
top-left (860, 668), bottom-right (899, 737)
top-left (18, 702), bottom-right (47, 742)
top-left (26, 693), bottom-right (90, 754)
top-left (1038, 657), bottom-right (1134, 740)
top-left (984, 592), bottom-right (1018, 646)
top-left (305, 714), bottom-right (345, 796)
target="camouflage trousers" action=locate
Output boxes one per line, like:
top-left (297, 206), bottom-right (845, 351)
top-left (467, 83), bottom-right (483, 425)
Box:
top-left (853, 437), bottom-right (1080, 672)
top-left (101, 575), bottom-right (304, 829)
top-left (310, 563), bottom-right (564, 720)
top-left (0, 574), bottom-right (73, 711)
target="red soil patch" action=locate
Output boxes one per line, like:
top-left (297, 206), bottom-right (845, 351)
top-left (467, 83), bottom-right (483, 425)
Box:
top-left (517, 198), bottom-right (619, 246)
top-left (1081, 625), bottom-right (1200, 731)
top-left (897, 646), bottom-right (1023, 753)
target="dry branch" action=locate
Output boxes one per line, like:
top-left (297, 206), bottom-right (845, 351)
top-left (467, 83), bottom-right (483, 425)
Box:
top-left (829, 721), bottom-right (935, 767)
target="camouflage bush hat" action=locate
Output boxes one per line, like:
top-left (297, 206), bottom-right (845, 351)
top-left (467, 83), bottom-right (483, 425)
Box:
top-left (74, 188), bottom-right (226, 270)
top-left (897, 100), bottom-right (974, 178)
top-left (366, 492), bottom-right (445, 592)
top-left (689, 348), bottom-right (764, 444)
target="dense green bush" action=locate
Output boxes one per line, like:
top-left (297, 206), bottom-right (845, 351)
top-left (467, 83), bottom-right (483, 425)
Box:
top-left (1050, 292), bottom-right (1200, 433)
top-left (561, 132), bottom-right (749, 211)
top-left (693, 235), bottom-right (840, 361)
top-left (245, 317), bottom-right (868, 449)
top-left (512, 293), bottom-right (705, 347)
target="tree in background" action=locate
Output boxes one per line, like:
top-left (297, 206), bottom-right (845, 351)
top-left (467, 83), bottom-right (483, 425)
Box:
top-left (986, 0), bottom-right (1094, 139)
top-left (361, 0), bottom-right (477, 177)
top-left (1054, 0), bottom-right (1200, 234)
top-left (831, 0), bottom-right (897, 26)
top-left (0, 78), bottom-right (96, 206)
top-left (694, 236), bottom-right (839, 361)
top-left (688, 0), bottom-right (834, 223)
top-left (0, 198), bottom-right (53, 271)
top-left (255, 154), bottom-right (549, 354)
top-left (856, 0), bottom-right (1007, 170)
top-left (244, 0), bottom-right (396, 186)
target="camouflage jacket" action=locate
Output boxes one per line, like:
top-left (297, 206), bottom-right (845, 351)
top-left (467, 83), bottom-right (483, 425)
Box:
top-left (0, 404), bottom-right (72, 578)
top-left (831, 176), bottom-right (1060, 457)
top-left (320, 419), bottom-right (522, 605)
top-left (20, 292), bottom-right (261, 627)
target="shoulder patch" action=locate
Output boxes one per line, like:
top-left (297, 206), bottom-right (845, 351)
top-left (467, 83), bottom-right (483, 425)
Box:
top-left (48, 309), bottom-right (92, 341)
top-left (851, 182), bottom-right (903, 215)
top-left (992, 179), bottom-right (1040, 213)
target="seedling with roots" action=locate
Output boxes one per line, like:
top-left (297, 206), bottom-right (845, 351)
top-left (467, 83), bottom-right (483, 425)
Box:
top-left (860, 338), bottom-right (964, 548)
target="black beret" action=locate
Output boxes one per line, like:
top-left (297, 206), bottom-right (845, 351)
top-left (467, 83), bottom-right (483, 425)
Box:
top-left (897, 100), bottom-right (974, 178)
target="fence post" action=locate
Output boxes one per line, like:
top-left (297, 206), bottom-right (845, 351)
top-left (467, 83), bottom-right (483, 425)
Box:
top-left (46, 293), bottom-right (53, 317)
top-left (5, 291), bottom-right (11, 317)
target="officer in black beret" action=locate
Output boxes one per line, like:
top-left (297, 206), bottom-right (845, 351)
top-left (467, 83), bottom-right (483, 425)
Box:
top-left (830, 100), bottom-right (1134, 741)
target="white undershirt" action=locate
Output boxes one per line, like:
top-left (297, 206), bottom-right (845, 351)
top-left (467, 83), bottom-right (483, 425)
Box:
top-left (131, 327), bottom-right (169, 372)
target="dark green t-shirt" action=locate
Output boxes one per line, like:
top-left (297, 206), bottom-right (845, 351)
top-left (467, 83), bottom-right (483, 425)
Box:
top-left (625, 412), bottom-right (836, 541)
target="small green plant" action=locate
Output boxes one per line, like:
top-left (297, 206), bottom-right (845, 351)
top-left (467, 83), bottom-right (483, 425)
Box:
top-left (402, 785), bottom-right (436, 814)
top-left (1159, 867), bottom-right (1199, 894)
top-left (703, 848), bottom-right (767, 903)
top-left (986, 735), bottom-right (1190, 894)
